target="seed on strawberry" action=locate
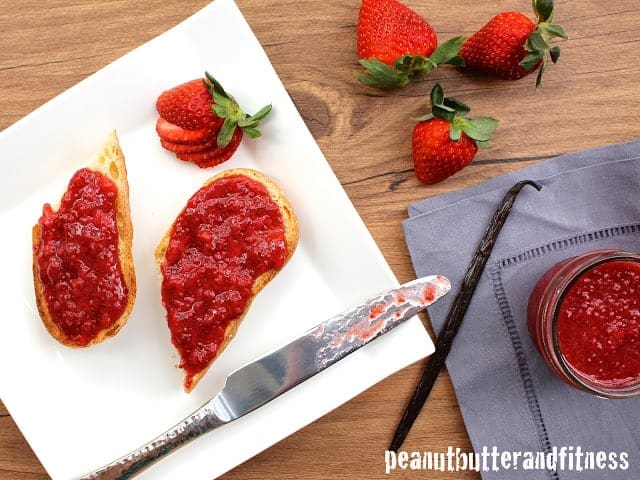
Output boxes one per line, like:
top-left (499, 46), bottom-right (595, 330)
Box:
top-left (356, 0), bottom-right (466, 89)
top-left (459, 0), bottom-right (567, 86)
top-left (412, 83), bottom-right (499, 184)
top-left (155, 72), bottom-right (272, 166)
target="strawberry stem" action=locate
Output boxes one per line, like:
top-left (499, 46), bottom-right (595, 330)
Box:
top-left (357, 36), bottom-right (466, 89)
top-left (520, 0), bottom-right (568, 87)
top-left (203, 72), bottom-right (272, 147)
top-left (418, 83), bottom-right (499, 146)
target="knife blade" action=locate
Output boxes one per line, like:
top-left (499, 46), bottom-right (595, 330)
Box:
top-left (79, 274), bottom-right (450, 480)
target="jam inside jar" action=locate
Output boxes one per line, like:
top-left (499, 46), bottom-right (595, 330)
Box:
top-left (527, 249), bottom-right (640, 398)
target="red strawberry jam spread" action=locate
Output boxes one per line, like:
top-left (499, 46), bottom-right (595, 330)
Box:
top-left (160, 175), bottom-right (288, 389)
top-left (556, 260), bottom-right (640, 387)
top-left (35, 168), bottom-right (128, 346)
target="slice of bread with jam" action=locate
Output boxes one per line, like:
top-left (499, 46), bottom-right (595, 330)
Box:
top-left (32, 131), bottom-right (136, 347)
top-left (155, 168), bottom-right (298, 392)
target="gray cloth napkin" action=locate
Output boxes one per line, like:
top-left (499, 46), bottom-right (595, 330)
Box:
top-left (403, 140), bottom-right (640, 480)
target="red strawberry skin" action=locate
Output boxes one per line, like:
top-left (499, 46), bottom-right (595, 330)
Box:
top-left (357, 0), bottom-right (437, 66)
top-left (412, 118), bottom-right (478, 184)
top-left (460, 12), bottom-right (536, 80)
top-left (156, 79), bottom-right (223, 131)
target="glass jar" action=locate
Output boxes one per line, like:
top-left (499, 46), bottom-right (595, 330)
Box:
top-left (527, 249), bottom-right (640, 399)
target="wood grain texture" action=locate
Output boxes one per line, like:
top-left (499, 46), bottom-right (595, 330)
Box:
top-left (1, 1), bottom-right (639, 479)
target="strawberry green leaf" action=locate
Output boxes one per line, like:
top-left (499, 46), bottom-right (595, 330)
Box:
top-left (432, 104), bottom-right (456, 123)
top-left (476, 139), bottom-right (492, 149)
top-left (395, 55), bottom-right (435, 74)
top-left (443, 97), bottom-right (470, 116)
top-left (533, 0), bottom-right (554, 23)
top-left (460, 117), bottom-right (499, 142)
top-left (205, 71), bottom-right (229, 97)
top-left (357, 58), bottom-right (410, 89)
top-left (243, 127), bottom-right (262, 139)
top-left (520, 52), bottom-right (544, 72)
top-left (430, 83), bottom-right (472, 120)
top-left (393, 56), bottom-right (412, 73)
top-left (237, 105), bottom-right (272, 135)
top-left (526, 31), bottom-right (547, 53)
top-left (468, 117), bottom-right (499, 133)
top-left (206, 75), bottom-right (239, 122)
top-left (213, 104), bottom-right (228, 118)
top-left (535, 61), bottom-right (546, 88)
top-left (238, 117), bottom-right (259, 128)
top-left (429, 36), bottom-right (467, 66)
top-left (430, 83), bottom-right (444, 106)
top-left (549, 45), bottom-right (561, 63)
top-left (249, 104), bottom-right (272, 122)
top-left (217, 117), bottom-right (237, 148)
top-left (449, 123), bottom-right (462, 142)
top-left (540, 22), bottom-right (568, 39)
top-left (445, 55), bottom-right (466, 67)
top-left (211, 91), bottom-right (231, 109)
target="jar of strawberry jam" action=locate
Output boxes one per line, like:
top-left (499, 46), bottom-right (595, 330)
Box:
top-left (527, 249), bottom-right (640, 398)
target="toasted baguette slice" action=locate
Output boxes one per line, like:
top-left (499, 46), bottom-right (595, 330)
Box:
top-left (32, 131), bottom-right (136, 347)
top-left (156, 168), bottom-right (298, 392)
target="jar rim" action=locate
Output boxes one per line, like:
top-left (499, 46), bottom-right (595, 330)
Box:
top-left (550, 250), bottom-right (640, 399)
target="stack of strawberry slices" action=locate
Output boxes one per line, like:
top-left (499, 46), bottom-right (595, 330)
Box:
top-left (155, 72), bottom-right (271, 168)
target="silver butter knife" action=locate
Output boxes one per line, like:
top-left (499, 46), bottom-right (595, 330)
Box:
top-left (79, 274), bottom-right (450, 480)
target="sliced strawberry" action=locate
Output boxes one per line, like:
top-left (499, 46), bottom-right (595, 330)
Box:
top-left (160, 138), bottom-right (217, 154)
top-left (156, 117), bottom-right (214, 144)
top-left (155, 72), bottom-right (272, 166)
top-left (176, 129), bottom-right (243, 168)
top-left (156, 79), bottom-right (222, 131)
top-left (176, 148), bottom-right (229, 169)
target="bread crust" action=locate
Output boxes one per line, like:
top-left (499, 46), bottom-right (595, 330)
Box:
top-left (32, 131), bottom-right (136, 347)
top-left (155, 168), bottom-right (299, 392)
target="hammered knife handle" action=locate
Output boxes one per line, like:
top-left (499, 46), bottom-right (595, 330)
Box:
top-left (78, 404), bottom-right (228, 480)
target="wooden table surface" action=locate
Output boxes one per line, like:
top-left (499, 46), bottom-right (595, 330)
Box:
top-left (1, 1), bottom-right (639, 479)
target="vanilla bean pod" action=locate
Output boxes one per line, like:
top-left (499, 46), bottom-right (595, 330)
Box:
top-left (389, 179), bottom-right (542, 451)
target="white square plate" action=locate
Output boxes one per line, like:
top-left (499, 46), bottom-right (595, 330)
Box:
top-left (0, 1), bottom-right (435, 478)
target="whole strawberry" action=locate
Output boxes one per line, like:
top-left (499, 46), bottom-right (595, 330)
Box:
top-left (155, 72), bottom-right (271, 168)
top-left (413, 84), bottom-right (498, 184)
top-left (460, 0), bottom-right (567, 86)
top-left (357, 0), bottom-right (465, 89)
top-left (358, 0), bottom-right (437, 65)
